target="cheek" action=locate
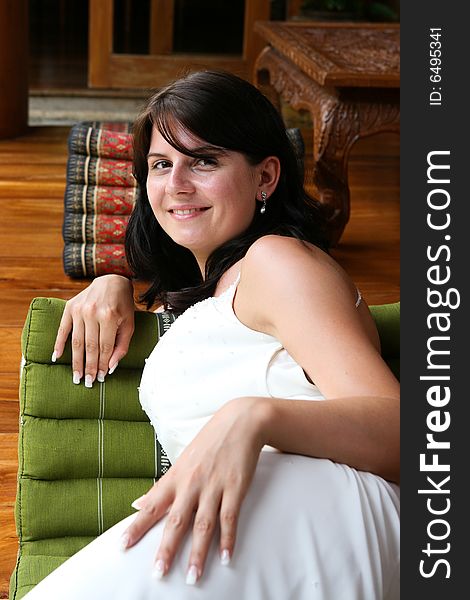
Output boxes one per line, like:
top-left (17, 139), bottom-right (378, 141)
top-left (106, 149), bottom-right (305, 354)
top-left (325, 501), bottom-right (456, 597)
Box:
top-left (146, 180), bottom-right (161, 212)
top-left (223, 194), bottom-right (257, 235)
top-left (231, 181), bottom-right (257, 217)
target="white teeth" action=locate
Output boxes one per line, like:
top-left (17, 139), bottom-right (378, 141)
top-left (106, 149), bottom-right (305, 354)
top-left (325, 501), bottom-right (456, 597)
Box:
top-left (173, 208), bottom-right (205, 215)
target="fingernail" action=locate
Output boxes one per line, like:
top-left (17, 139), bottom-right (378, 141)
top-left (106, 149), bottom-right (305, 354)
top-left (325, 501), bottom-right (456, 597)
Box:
top-left (97, 371), bottom-right (106, 383)
top-left (108, 362), bottom-right (119, 375)
top-left (73, 371), bottom-right (81, 385)
top-left (120, 533), bottom-right (130, 551)
top-left (220, 549), bottom-right (231, 566)
top-left (51, 351), bottom-right (57, 363)
top-left (131, 495), bottom-right (146, 510)
top-left (186, 565), bottom-right (198, 585)
top-left (85, 374), bottom-right (93, 388)
top-left (152, 559), bottom-right (165, 580)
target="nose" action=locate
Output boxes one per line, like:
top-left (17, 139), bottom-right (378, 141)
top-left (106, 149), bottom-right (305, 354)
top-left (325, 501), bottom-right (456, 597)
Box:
top-left (165, 163), bottom-right (195, 196)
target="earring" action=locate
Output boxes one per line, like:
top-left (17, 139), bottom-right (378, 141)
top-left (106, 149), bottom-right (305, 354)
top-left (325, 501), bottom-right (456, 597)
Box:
top-left (260, 191), bottom-right (267, 214)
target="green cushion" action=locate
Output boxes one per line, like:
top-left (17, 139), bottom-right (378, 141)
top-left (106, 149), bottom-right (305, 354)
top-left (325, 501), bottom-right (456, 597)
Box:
top-left (369, 301), bottom-right (400, 380)
top-left (10, 297), bottom-right (400, 599)
top-left (10, 298), bottom-right (170, 600)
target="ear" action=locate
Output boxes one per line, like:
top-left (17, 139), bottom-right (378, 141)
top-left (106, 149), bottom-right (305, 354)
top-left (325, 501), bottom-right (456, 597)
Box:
top-left (256, 156), bottom-right (281, 201)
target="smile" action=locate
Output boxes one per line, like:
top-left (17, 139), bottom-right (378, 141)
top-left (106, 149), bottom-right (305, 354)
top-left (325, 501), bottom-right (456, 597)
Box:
top-left (169, 207), bottom-right (211, 219)
top-left (171, 208), bottom-right (208, 215)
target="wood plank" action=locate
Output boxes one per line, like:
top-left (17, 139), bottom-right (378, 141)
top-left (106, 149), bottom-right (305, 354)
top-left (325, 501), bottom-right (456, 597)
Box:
top-left (0, 198), bottom-right (65, 219)
top-left (0, 289), bottom-right (83, 327)
top-left (0, 399), bottom-right (19, 435)
top-left (88, 0), bottom-right (114, 88)
top-left (243, 0), bottom-right (271, 72)
top-left (0, 330), bottom-right (22, 375)
top-left (108, 53), bottom-right (248, 88)
top-left (149, 0), bottom-right (174, 55)
top-left (0, 181), bottom-right (65, 198)
top-left (0, 433), bottom-right (19, 596)
top-left (0, 257), bottom-right (89, 291)
top-left (0, 163), bottom-right (66, 179)
top-left (0, 151), bottom-right (67, 164)
top-left (0, 198), bottom-right (67, 259)
top-left (0, 374), bottom-right (19, 403)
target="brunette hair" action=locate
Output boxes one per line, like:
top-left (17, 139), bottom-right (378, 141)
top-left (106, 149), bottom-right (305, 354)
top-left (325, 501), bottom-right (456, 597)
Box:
top-left (125, 70), bottom-right (329, 312)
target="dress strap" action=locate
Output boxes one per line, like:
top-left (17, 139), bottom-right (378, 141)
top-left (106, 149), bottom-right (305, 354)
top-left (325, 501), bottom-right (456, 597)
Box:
top-left (355, 288), bottom-right (363, 308)
top-left (214, 272), bottom-right (241, 303)
top-left (225, 272), bottom-right (241, 303)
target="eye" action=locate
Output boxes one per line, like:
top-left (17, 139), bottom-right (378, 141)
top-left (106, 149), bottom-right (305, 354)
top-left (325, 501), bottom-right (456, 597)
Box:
top-left (150, 160), bottom-right (172, 170)
top-left (195, 157), bottom-right (218, 168)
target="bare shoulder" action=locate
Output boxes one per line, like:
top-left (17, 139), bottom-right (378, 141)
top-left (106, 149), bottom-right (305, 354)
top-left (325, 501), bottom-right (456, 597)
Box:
top-left (244, 233), bottom-right (328, 264)
top-left (241, 234), bottom-right (357, 303)
top-left (236, 235), bottom-right (379, 349)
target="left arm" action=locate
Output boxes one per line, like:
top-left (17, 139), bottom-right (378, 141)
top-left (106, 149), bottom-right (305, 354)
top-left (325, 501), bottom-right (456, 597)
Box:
top-left (243, 393), bottom-right (399, 484)
top-left (235, 235), bottom-right (399, 483)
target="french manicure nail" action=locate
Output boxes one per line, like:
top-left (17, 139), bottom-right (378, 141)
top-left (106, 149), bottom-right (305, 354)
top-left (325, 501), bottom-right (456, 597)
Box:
top-left (108, 362), bottom-right (119, 375)
top-left (85, 374), bottom-right (93, 388)
top-left (51, 351), bottom-right (57, 363)
top-left (73, 371), bottom-right (81, 385)
top-left (220, 549), bottom-right (231, 566)
top-left (120, 533), bottom-right (129, 551)
top-left (152, 559), bottom-right (165, 580)
top-left (131, 495), bottom-right (146, 510)
top-left (97, 371), bottom-right (106, 383)
top-left (185, 565), bottom-right (198, 585)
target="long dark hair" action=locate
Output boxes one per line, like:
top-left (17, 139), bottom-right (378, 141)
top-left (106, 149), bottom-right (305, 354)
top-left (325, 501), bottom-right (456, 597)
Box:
top-left (125, 70), bottom-right (329, 312)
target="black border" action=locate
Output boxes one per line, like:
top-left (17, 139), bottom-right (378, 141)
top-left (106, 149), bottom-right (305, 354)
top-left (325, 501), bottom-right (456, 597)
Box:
top-left (401, 2), bottom-right (467, 595)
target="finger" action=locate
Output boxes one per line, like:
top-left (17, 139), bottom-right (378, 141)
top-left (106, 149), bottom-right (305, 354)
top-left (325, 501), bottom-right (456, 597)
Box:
top-left (107, 319), bottom-right (134, 374)
top-left (96, 325), bottom-right (119, 383)
top-left (83, 319), bottom-right (100, 387)
top-left (186, 492), bottom-right (221, 584)
top-left (154, 499), bottom-right (196, 579)
top-left (53, 305), bottom-right (73, 361)
top-left (219, 491), bottom-right (243, 567)
top-left (122, 483), bottom-right (173, 550)
top-left (70, 318), bottom-right (85, 385)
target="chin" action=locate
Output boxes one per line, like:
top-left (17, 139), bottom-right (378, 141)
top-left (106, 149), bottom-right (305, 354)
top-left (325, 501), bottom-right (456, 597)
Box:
top-left (172, 236), bottom-right (209, 256)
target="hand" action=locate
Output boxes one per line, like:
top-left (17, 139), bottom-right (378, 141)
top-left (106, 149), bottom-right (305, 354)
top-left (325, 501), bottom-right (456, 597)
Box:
top-left (122, 397), bottom-right (268, 584)
top-left (53, 274), bottom-right (135, 386)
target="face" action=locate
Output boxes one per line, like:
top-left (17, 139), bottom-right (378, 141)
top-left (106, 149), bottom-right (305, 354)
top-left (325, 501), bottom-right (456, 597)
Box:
top-left (146, 126), bottom-right (262, 272)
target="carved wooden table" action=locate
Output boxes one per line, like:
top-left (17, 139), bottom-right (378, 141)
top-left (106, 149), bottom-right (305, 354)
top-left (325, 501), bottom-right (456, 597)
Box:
top-left (254, 22), bottom-right (400, 245)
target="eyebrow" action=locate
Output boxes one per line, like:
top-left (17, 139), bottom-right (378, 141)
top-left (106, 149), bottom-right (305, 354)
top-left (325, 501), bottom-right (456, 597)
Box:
top-left (147, 146), bottom-right (229, 159)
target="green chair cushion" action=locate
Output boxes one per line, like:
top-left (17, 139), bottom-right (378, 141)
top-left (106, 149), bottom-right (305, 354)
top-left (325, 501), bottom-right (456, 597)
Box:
top-left (369, 301), bottom-right (400, 380)
top-left (10, 298), bottom-right (170, 599)
top-left (10, 297), bottom-right (399, 599)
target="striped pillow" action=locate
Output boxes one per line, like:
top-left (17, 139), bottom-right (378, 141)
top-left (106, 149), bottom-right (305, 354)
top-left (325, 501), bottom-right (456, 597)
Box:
top-left (10, 298), bottom-right (173, 599)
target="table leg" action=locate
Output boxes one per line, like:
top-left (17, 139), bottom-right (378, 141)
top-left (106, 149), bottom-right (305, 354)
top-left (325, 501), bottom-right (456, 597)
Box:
top-left (254, 48), bottom-right (399, 246)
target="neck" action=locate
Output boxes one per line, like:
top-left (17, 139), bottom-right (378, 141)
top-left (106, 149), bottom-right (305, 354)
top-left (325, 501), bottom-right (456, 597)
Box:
top-left (194, 253), bottom-right (207, 280)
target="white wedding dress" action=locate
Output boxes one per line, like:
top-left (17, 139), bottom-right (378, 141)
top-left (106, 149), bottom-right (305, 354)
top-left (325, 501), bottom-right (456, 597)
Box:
top-left (24, 277), bottom-right (400, 599)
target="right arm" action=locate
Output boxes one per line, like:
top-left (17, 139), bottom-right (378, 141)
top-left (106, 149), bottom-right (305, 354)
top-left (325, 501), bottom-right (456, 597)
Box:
top-left (53, 274), bottom-right (136, 387)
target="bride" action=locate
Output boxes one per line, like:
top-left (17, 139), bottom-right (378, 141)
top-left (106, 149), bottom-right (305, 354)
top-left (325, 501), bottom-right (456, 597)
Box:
top-left (26, 70), bottom-right (400, 599)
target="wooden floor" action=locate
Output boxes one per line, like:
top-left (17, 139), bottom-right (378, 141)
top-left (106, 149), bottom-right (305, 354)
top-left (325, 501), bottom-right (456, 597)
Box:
top-left (0, 125), bottom-right (399, 597)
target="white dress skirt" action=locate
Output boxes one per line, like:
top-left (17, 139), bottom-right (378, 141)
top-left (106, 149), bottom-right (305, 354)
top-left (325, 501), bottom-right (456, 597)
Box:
top-left (23, 279), bottom-right (400, 599)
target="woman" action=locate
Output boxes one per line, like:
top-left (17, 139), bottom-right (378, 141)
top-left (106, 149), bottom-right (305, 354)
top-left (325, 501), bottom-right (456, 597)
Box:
top-left (30, 71), bottom-right (399, 599)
